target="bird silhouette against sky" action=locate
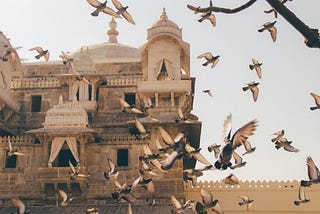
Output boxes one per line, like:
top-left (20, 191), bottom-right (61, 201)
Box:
top-left (242, 81), bottom-right (259, 102)
top-left (197, 52), bottom-right (220, 68)
top-left (258, 21), bottom-right (277, 42)
top-left (249, 58), bottom-right (263, 79)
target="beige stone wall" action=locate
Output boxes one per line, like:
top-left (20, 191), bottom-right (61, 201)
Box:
top-left (185, 180), bottom-right (320, 213)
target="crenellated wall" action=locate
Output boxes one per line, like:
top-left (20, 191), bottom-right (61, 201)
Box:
top-left (185, 180), bottom-right (320, 213)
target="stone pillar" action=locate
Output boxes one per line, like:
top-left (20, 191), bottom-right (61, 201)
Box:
top-left (155, 92), bottom-right (159, 107)
top-left (79, 136), bottom-right (87, 171)
top-left (91, 82), bottom-right (95, 101)
top-left (171, 92), bottom-right (175, 107)
top-left (41, 136), bottom-right (51, 167)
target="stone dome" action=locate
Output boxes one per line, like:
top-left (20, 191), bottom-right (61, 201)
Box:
top-left (147, 8), bottom-right (182, 41)
top-left (71, 18), bottom-right (139, 64)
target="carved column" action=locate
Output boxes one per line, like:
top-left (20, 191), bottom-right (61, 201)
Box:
top-left (155, 92), bottom-right (159, 107)
top-left (40, 135), bottom-right (51, 167)
top-left (79, 136), bottom-right (87, 171)
top-left (171, 92), bottom-right (175, 107)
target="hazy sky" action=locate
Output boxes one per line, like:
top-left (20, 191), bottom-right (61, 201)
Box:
top-left (1, 0), bottom-right (319, 182)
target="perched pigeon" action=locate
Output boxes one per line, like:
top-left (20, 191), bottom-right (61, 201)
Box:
top-left (310, 92), bottom-right (320, 111)
top-left (258, 21), bottom-right (277, 42)
top-left (86, 0), bottom-right (120, 18)
top-left (242, 81), bottom-right (259, 102)
top-left (112, 0), bottom-right (135, 25)
top-left (29, 47), bottom-right (49, 61)
top-left (197, 52), bottom-right (220, 68)
top-left (249, 58), bottom-right (263, 79)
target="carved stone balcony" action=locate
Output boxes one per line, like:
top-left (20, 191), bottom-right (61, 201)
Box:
top-left (137, 80), bottom-right (191, 94)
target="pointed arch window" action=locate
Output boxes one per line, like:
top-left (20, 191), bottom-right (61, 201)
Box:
top-left (155, 59), bottom-right (174, 80)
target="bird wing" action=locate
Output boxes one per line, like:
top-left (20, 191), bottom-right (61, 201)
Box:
top-left (12, 198), bottom-right (25, 214)
top-left (232, 151), bottom-right (243, 165)
top-left (122, 11), bottom-right (136, 25)
top-left (223, 114), bottom-right (232, 142)
top-left (213, 201), bottom-right (223, 214)
top-left (250, 86), bottom-right (259, 102)
top-left (44, 51), bottom-right (50, 61)
top-left (108, 158), bottom-right (117, 173)
top-left (119, 98), bottom-right (130, 108)
top-left (311, 92), bottom-right (320, 106)
top-left (69, 160), bottom-right (76, 174)
top-left (103, 6), bottom-right (121, 18)
top-left (231, 119), bottom-right (258, 149)
top-left (307, 156), bottom-right (320, 180)
top-left (8, 137), bottom-right (12, 151)
top-left (200, 187), bottom-right (213, 206)
top-left (240, 195), bottom-right (249, 202)
top-left (243, 140), bottom-right (253, 152)
top-left (252, 58), bottom-right (259, 65)
top-left (142, 144), bottom-right (153, 156)
top-left (268, 27), bottom-right (277, 42)
top-left (86, 0), bottom-right (101, 7)
top-left (207, 14), bottom-right (216, 27)
top-left (283, 144), bottom-right (299, 153)
top-left (13, 152), bottom-right (28, 156)
top-left (29, 47), bottom-right (43, 53)
top-left (135, 118), bottom-right (146, 134)
top-left (197, 52), bottom-right (213, 60)
top-left (128, 203), bottom-right (133, 214)
top-left (298, 186), bottom-right (306, 200)
top-left (59, 189), bottom-right (68, 203)
top-left (114, 180), bottom-right (124, 190)
top-left (111, 0), bottom-right (123, 10)
top-left (157, 126), bottom-right (175, 146)
top-left (171, 195), bottom-right (182, 209)
top-left (185, 144), bottom-right (211, 166)
top-left (131, 176), bottom-right (141, 191)
top-left (211, 57), bottom-right (219, 68)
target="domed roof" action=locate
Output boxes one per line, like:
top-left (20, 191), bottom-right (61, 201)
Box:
top-left (71, 18), bottom-right (139, 64)
top-left (147, 8), bottom-right (182, 41)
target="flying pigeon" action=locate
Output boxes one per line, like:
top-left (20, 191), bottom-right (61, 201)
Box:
top-left (11, 197), bottom-right (29, 214)
top-left (29, 47), bottom-right (49, 61)
top-left (198, 11), bottom-right (216, 27)
top-left (86, 0), bottom-right (120, 18)
top-left (160, 138), bottom-right (186, 170)
top-left (239, 195), bottom-right (254, 211)
top-left (271, 130), bottom-right (285, 142)
top-left (119, 98), bottom-right (143, 114)
top-left (58, 189), bottom-right (74, 206)
top-left (230, 151), bottom-right (247, 170)
top-left (104, 158), bottom-right (119, 180)
top-left (223, 173), bottom-right (240, 185)
top-left (6, 136), bottom-right (28, 159)
top-left (69, 161), bottom-right (90, 180)
top-left (242, 140), bottom-right (256, 155)
top-left (300, 156), bottom-right (320, 187)
top-left (170, 195), bottom-right (195, 214)
top-left (111, 0), bottom-right (135, 25)
top-left (183, 165), bottom-right (212, 186)
top-left (136, 170), bottom-right (156, 206)
top-left (197, 52), bottom-right (220, 68)
top-left (249, 58), bottom-right (263, 79)
top-left (196, 187), bottom-right (223, 214)
top-left (310, 92), bottom-right (320, 111)
top-left (214, 114), bottom-right (257, 170)
top-left (208, 143), bottom-right (221, 159)
top-left (203, 90), bottom-right (213, 97)
top-left (258, 21), bottom-right (277, 42)
top-left (242, 81), bottom-right (259, 102)
top-left (274, 140), bottom-right (299, 153)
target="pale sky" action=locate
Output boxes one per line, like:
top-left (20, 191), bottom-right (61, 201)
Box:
top-left (1, 0), bottom-right (319, 182)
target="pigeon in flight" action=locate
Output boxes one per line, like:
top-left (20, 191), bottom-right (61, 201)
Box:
top-left (294, 185), bottom-right (310, 206)
top-left (239, 195), bottom-right (254, 211)
top-left (86, 0), bottom-right (120, 18)
top-left (242, 81), bottom-right (259, 102)
top-left (223, 173), bottom-right (240, 185)
top-left (196, 187), bottom-right (223, 214)
top-left (310, 92), bottom-right (320, 111)
top-left (242, 140), bottom-right (256, 155)
top-left (274, 139), bottom-right (299, 153)
top-left (197, 52), bottom-right (220, 68)
top-left (104, 158), bottom-right (119, 180)
top-left (230, 151), bottom-right (247, 170)
top-left (6, 136), bottom-right (28, 159)
top-left (203, 90), bottom-right (213, 97)
top-left (271, 130), bottom-right (285, 142)
top-left (208, 143), bottom-right (221, 159)
top-left (198, 12), bottom-right (216, 27)
top-left (112, 0), bottom-right (135, 25)
top-left (69, 161), bottom-right (90, 180)
top-left (249, 58), bottom-right (263, 79)
top-left (58, 189), bottom-right (74, 206)
top-left (215, 114), bottom-right (257, 170)
top-left (183, 165), bottom-right (213, 186)
top-left (170, 195), bottom-right (195, 214)
top-left (258, 21), bottom-right (277, 42)
top-left (29, 47), bottom-right (49, 61)
top-left (11, 197), bottom-right (29, 214)
top-left (300, 156), bottom-right (320, 187)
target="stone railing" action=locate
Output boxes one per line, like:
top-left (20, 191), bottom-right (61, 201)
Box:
top-left (11, 79), bottom-right (61, 89)
top-left (0, 136), bottom-right (35, 145)
top-left (106, 78), bottom-right (142, 86)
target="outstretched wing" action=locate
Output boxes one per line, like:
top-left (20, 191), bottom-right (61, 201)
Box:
top-left (231, 119), bottom-right (258, 149)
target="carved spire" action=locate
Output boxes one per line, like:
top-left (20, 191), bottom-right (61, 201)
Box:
top-left (160, 8), bottom-right (168, 22)
top-left (107, 17), bottom-right (119, 43)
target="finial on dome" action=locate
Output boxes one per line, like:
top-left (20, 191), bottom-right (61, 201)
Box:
top-left (107, 17), bottom-right (119, 43)
top-left (160, 8), bottom-right (168, 21)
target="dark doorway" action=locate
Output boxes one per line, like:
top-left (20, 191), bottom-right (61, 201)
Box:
top-left (57, 149), bottom-right (77, 167)
top-left (31, 95), bottom-right (42, 112)
top-left (125, 93), bottom-right (135, 107)
top-left (5, 155), bottom-right (16, 168)
top-left (117, 148), bottom-right (128, 167)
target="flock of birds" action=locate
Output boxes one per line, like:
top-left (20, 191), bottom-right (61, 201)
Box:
top-left (1, 0), bottom-right (319, 213)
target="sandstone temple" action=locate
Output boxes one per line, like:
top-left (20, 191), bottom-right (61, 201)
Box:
top-left (0, 9), bottom-right (319, 214)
